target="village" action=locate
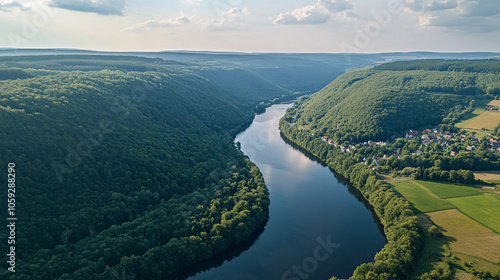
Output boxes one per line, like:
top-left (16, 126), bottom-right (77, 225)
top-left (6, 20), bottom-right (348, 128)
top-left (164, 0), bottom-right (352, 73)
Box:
top-left (320, 127), bottom-right (500, 159)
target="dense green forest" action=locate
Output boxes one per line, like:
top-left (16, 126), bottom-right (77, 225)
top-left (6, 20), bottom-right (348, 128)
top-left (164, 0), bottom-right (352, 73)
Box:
top-left (0, 56), bottom-right (291, 279)
top-left (280, 60), bottom-right (500, 279)
top-left (286, 60), bottom-right (500, 143)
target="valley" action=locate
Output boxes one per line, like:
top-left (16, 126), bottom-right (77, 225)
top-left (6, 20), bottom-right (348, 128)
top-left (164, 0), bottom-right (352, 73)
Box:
top-left (1, 52), bottom-right (500, 280)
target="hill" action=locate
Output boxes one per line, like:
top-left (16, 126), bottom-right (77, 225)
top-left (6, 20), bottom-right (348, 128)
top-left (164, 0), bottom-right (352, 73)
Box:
top-left (280, 60), bottom-right (500, 279)
top-left (0, 56), bottom-right (290, 280)
top-left (286, 60), bottom-right (500, 143)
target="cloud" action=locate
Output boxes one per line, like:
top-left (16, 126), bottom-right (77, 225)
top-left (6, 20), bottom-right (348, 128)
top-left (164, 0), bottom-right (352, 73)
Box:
top-left (273, 0), bottom-right (353, 25)
top-left (124, 14), bottom-right (193, 32)
top-left (183, 0), bottom-right (203, 4)
top-left (0, 1), bottom-right (30, 12)
top-left (48, 0), bottom-right (126, 16)
top-left (456, 0), bottom-right (500, 17)
top-left (404, 0), bottom-right (427, 12)
top-left (407, 0), bottom-right (500, 32)
top-left (204, 7), bottom-right (249, 31)
top-left (426, 0), bottom-right (457, 12)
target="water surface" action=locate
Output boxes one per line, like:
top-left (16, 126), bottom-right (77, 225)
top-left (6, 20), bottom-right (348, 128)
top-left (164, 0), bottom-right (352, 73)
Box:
top-left (183, 103), bottom-right (385, 280)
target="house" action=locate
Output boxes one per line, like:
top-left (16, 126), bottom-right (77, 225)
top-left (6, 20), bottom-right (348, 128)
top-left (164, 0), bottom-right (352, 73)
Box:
top-left (416, 150), bottom-right (423, 156)
top-left (405, 130), bottom-right (419, 139)
top-left (466, 145), bottom-right (476, 151)
top-left (490, 138), bottom-right (500, 149)
top-left (423, 139), bottom-right (433, 146)
top-left (450, 151), bottom-right (457, 156)
top-left (321, 136), bottom-right (328, 142)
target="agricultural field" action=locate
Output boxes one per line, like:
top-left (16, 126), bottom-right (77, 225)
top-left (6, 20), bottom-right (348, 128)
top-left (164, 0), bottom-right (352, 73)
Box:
top-left (447, 195), bottom-right (500, 234)
top-left (456, 110), bottom-right (500, 131)
top-left (474, 171), bottom-right (500, 181)
top-left (392, 179), bottom-right (500, 277)
top-left (392, 180), bottom-right (454, 213)
top-left (417, 180), bottom-right (482, 199)
top-left (456, 109), bottom-right (485, 129)
top-left (488, 100), bottom-right (500, 107)
top-left (427, 209), bottom-right (500, 263)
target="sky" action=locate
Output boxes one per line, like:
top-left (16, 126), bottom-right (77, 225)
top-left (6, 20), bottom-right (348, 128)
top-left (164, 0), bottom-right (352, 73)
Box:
top-left (0, 0), bottom-right (499, 53)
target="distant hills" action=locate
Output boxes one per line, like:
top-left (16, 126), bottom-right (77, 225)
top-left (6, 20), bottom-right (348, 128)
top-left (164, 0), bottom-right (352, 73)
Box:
top-left (285, 59), bottom-right (500, 143)
top-left (1, 49), bottom-right (499, 94)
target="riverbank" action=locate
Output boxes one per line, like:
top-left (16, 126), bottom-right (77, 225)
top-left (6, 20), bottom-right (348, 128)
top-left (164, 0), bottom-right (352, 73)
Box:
top-left (279, 118), bottom-right (424, 279)
top-left (186, 103), bottom-right (385, 279)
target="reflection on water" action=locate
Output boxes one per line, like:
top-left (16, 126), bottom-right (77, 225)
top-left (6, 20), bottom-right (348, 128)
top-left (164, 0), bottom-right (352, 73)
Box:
top-left (183, 103), bottom-right (385, 280)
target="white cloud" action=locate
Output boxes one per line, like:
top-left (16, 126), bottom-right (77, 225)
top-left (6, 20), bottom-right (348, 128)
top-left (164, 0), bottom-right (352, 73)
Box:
top-left (48, 0), bottom-right (127, 16)
top-left (0, 0), bottom-right (29, 12)
top-left (456, 0), bottom-right (500, 17)
top-left (204, 7), bottom-right (249, 31)
top-left (425, 0), bottom-right (457, 12)
top-left (183, 0), bottom-right (203, 4)
top-left (407, 0), bottom-right (500, 31)
top-left (124, 14), bottom-right (193, 32)
top-left (273, 0), bottom-right (354, 25)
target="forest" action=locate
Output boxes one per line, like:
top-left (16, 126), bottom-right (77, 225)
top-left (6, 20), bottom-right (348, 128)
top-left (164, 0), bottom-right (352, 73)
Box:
top-left (280, 59), bottom-right (500, 279)
top-left (0, 55), bottom-right (291, 279)
top-left (285, 60), bottom-right (500, 144)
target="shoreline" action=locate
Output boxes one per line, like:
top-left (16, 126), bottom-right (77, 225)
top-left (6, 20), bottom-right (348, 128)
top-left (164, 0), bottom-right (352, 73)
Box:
top-left (279, 118), bottom-right (424, 279)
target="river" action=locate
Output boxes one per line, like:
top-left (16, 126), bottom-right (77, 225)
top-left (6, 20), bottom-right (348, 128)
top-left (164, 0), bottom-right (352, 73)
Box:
top-left (181, 103), bottom-right (385, 280)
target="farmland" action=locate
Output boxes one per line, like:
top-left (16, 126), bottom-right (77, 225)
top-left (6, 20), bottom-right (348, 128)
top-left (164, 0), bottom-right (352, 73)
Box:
top-left (427, 209), bottom-right (500, 263)
top-left (474, 171), bottom-right (500, 181)
top-left (391, 179), bottom-right (500, 278)
top-left (417, 180), bottom-right (482, 199)
top-left (456, 110), bottom-right (500, 131)
top-left (447, 195), bottom-right (500, 234)
top-left (488, 100), bottom-right (500, 107)
top-left (392, 180), bottom-right (454, 213)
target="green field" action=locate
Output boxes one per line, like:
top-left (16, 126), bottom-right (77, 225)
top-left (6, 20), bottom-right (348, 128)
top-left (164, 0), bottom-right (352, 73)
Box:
top-left (428, 209), bottom-right (500, 263)
top-left (392, 181), bottom-right (455, 213)
top-left (447, 195), bottom-right (500, 234)
top-left (416, 180), bottom-right (482, 199)
top-left (455, 109), bottom-right (485, 128)
top-left (456, 109), bottom-right (500, 131)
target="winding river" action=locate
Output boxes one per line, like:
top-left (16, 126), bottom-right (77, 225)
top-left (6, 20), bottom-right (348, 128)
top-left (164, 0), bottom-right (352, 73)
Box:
top-left (181, 103), bottom-right (385, 280)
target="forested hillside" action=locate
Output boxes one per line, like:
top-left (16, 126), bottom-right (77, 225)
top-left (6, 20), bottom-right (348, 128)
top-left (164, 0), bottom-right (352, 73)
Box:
top-left (0, 56), bottom-right (289, 279)
top-left (281, 59), bottom-right (500, 279)
top-left (287, 60), bottom-right (500, 143)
